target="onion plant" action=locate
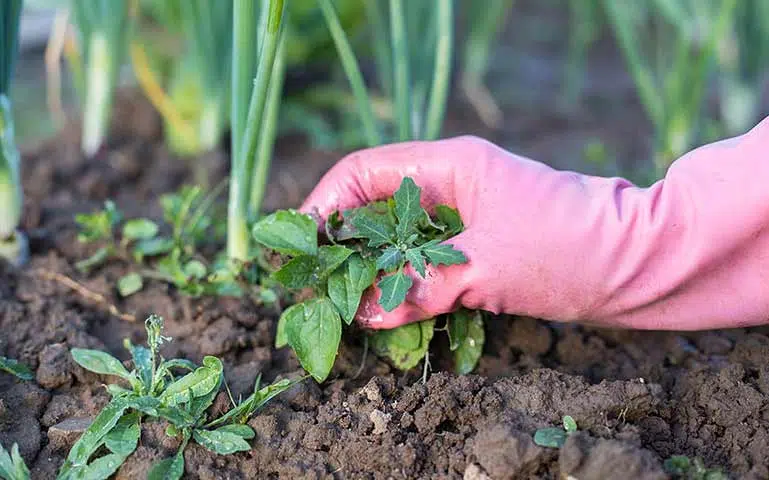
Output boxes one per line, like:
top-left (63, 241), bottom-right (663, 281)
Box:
top-left (459, 0), bottom-right (512, 127)
top-left (716, 0), bottom-right (769, 136)
top-left (0, 0), bottom-right (27, 267)
top-left (130, 0), bottom-right (232, 161)
top-left (319, 0), bottom-right (454, 145)
top-left (227, 0), bottom-right (288, 261)
top-left (68, 0), bottom-right (130, 157)
top-left (603, 0), bottom-right (738, 174)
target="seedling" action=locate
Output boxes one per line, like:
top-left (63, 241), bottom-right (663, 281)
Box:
top-left (73, 184), bottom-right (275, 302)
top-left (663, 455), bottom-right (727, 480)
top-left (533, 415), bottom-right (578, 448)
top-left (0, 442), bottom-right (29, 480)
top-left (57, 315), bottom-right (298, 479)
top-left (0, 356), bottom-right (33, 381)
top-left (253, 176), bottom-right (486, 382)
top-left (0, 0), bottom-right (27, 267)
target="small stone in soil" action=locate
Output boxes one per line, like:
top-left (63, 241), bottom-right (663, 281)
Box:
top-left (369, 409), bottom-right (391, 435)
top-left (464, 463), bottom-right (492, 480)
top-left (36, 343), bottom-right (72, 389)
top-left (48, 417), bottom-right (92, 452)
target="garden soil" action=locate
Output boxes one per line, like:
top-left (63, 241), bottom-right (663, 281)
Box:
top-left (1, 91), bottom-right (768, 480)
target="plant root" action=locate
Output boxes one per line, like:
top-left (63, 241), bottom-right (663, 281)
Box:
top-left (33, 269), bottom-right (137, 322)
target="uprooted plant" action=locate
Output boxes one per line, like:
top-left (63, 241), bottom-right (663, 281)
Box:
top-left (54, 314), bottom-right (299, 479)
top-left (252, 176), bottom-right (486, 382)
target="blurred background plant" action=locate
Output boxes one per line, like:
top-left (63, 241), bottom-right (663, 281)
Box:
top-left (8, 0), bottom-right (769, 184)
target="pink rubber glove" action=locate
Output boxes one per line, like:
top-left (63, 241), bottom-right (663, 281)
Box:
top-left (300, 116), bottom-right (769, 331)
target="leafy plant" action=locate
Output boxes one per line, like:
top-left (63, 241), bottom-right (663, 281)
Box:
top-left (68, 0), bottom-right (131, 157)
top-left (73, 185), bottom-right (274, 301)
top-left (663, 455), bottom-right (727, 480)
top-left (253, 176), bottom-right (485, 382)
top-left (533, 415), bottom-right (578, 448)
top-left (0, 0), bottom-right (27, 267)
top-left (0, 442), bottom-right (29, 480)
top-left (57, 315), bottom-right (299, 479)
top-left (0, 356), bottom-right (33, 381)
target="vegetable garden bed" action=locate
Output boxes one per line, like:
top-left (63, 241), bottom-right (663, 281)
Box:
top-left (3, 0), bottom-right (769, 478)
top-left (1, 91), bottom-right (768, 480)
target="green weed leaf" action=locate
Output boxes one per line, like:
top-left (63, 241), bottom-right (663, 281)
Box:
top-left (75, 246), bottom-right (112, 274)
top-left (205, 377), bottom-right (300, 429)
top-left (77, 453), bottom-right (125, 479)
top-left (117, 273), bottom-right (143, 297)
top-left (0, 442), bottom-right (30, 480)
top-left (122, 219), bottom-right (159, 241)
top-left (192, 429), bottom-right (251, 455)
top-left (317, 245), bottom-right (353, 278)
top-left (421, 240), bottom-right (467, 266)
top-left (0, 356), bottom-right (33, 380)
top-left (275, 307), bottom-right (292, 348)
top-left (183, 260), bottom-right (207, 280)
top-left (147, 435), bottom-right (188, 480)
top-left (370, 319), bottom-right (435, 370)
top-left (405, 248), bottom-right (426, 277)
top-left (75, 201), bottom-right (122, 243)
top-left (328, 254), bottom-right (377, 324)
top-left (71, 349), bottom-right (133, 381)
top-left (252, 210), bottom-right (318, 256)
top-left (272, 255), bottom-right (318, 290)
top-left (104, 412), bottom-right (140, 456)
top-left (214, 424), bottom-right (255, 439)
top-left (435, 205), bottom-right (463, 235)
top-left (563, 415), bottom-right (577, 433)
top-left (65, 399), bottom-right (128, 468)
top-left (128, 345), bottom-right (153, 393)
top-left (349, 205), bottom-right (397, 247)
top-left (376, 247), bottom-right (402, 272)
top-left (377, 271), bottom-right (413, 312)
top-left (394, 177), bottom-right (423, 239)
top-left (533, 427), bottom-right (567, 448)
top-left (133, 237), bottom-right (175, 261)
top-left (449, 309), bottom-right (485, 375)
top-left (285, 298), bottom-right (342, 382)
top-left (159, 356), bottom-right (223, 407)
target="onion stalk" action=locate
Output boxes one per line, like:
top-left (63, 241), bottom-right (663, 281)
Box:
top-left (69, 0), bottom-right (130, 157)
top-left (227, 0), bottom-right (287, 261)
top-left (0, 0), bottom-right (27, 266)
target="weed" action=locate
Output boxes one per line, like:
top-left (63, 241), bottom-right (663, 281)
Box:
top-left (56, 315), bottom-right (298, 479)
top-left (664, 455), bottom-right (727, 480)
top-left (533, 415), bottom-right (578, 448)
top-left (253, 176), bottom-right (486, 382)
top-left (0, 356), bottom-right (33, 381)
top-left (0, 442), bottom-right (29, 480)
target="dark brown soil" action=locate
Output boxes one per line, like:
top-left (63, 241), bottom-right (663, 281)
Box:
top-left (2, 91), bottom-right (768, 480)
top-left (4, 2), bottom-right (769, 474)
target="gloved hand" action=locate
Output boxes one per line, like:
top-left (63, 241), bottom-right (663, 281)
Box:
top-left (300, 116), bottom-right (769, 331)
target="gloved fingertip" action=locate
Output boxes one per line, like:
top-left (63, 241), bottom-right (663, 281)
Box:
top-left (354, 286), bottom-right (431, 330)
